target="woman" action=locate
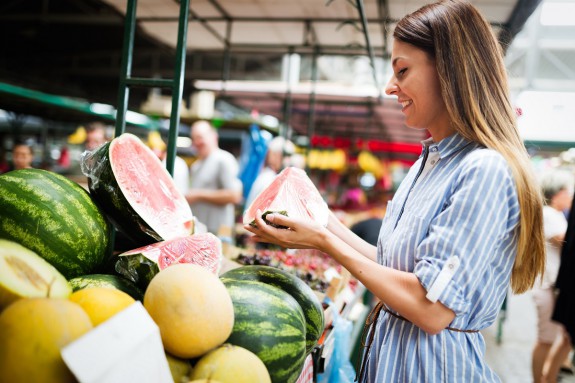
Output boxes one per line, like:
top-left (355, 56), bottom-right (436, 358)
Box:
top-left (246, 1), bottom-right (545, 382)
top-left (532, 170), bottom-right (573, 383)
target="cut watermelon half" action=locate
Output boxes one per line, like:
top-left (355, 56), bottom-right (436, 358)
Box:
top-left (84, 133), bottom-right (194, 245)
top-left (115, 233), bottom-right (222, 289)
top-left (243, 167), bottom-right (329, 228)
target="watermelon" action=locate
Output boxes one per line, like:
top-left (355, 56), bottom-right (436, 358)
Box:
top-left (243, 167), bottom-right (329, 228)
top-left (68, 274), bottom-right (144, 301)
top-left (221, 278), bottom-right (307, 383)
top-left (0, 239), bottom-right (71, 310)
top-left (115, 233), bottom-right (222, 290)
top-left (83, 132), bottom-right (193, 246)
top-left (0, 169), bottom-right (112, 279)
top-left (221, 265), bottom-right (324, 354)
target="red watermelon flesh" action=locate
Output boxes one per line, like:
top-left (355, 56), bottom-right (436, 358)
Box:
top-left (109, 133), bottom-right (194, 240)
top-left (120, 233), bottom-right (222, 274)
top-left (243, 167), bottom-right (329, 227)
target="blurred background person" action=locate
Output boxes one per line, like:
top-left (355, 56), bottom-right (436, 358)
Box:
top-left (84, 122), bottom-right (108, 151)
top-left (11, 141), bottom-right (35, 171)
top-left (244, 135), bottom-right (295, 210)
top-left (532, 169), bottom-right (574, 383)
top-left (186, 120), bottom-right (242, 240)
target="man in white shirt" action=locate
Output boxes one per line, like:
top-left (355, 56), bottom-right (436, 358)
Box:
top-left (186, 120), bottom-right (242, 238)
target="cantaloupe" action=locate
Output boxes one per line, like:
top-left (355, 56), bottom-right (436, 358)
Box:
top-left (190, 344), bottom-right (271, 383)
top-left (143, 264), bottom-right (234, 358)
top-left (0, 298), bottom-right (93, 382)
top-left (68, 287), bottom-right (135, 326)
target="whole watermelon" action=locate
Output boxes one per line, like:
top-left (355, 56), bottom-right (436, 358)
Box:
top-left (68, 274), bottom-right (144, 301)
top-left (221, 265), bottom-right (324, 354)
top-left (0, 169), bottom-right (112, 279)
top-left (221, 278), bottom-right (307, 383)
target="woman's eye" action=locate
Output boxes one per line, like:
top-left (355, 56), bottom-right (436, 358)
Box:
top-left (397, 68), bottom-right (407, 77)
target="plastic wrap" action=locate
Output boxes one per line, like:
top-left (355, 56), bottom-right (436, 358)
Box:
top-left (82, 133), bottom-right (194, 246)
top-left (115, 233), bottom-right (222, 290)
top-left (243, 167), bottom-right (329, 228)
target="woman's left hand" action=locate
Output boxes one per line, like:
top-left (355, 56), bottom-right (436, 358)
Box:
top-left (244, 209), bottom-right (329, 250)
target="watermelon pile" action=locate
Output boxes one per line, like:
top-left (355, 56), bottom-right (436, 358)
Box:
top-left (0, 133), bottom-right (329, 383)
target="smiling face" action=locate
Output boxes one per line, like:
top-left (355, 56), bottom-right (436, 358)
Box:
top-left (385, 40), bottom-right (453, 141)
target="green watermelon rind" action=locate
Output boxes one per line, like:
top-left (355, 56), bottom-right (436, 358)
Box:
top-left (114, 253), bottom-right (161, 291)
top-left (221, 278), bottom-right (307, 383)
top-left (68, 273), bottom-right (144, 301)
top-left (86, 140), bottom-right (160, 246)
top-left (221, 265), bottom-right (325, 354)
top-left (0, 169), bottom-right (112, 279)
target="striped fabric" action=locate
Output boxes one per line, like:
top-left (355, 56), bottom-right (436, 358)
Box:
top-left (363, 133), bottom-right (520, 382)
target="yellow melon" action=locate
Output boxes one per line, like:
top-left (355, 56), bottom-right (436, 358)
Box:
top-left (0, 298), bottom-right (93, 382)
top-left (190, 344), bottom-right (271, 383)
top-left (68, 287), bottom-right (135, 326)
top-left (144, 264), bottom-right (234, 358)
top-left (166, 352), bottom-right (192, 383)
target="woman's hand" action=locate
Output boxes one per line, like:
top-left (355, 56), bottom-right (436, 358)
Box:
top-left (244, 209), bottom-right (329, 250)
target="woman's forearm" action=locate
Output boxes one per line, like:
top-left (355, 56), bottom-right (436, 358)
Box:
top-left (326, 211), bottom-right (377, 262)
top-left (318, 229), bottom-right (455, 334)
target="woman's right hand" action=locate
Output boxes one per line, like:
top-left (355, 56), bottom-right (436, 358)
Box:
top-left (244, 209), bottom-right (330, 251)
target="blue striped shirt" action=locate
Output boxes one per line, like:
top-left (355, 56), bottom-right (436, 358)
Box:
top-left (363, 133), bottom-right (520, 382)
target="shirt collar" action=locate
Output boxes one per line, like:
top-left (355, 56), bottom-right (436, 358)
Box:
top-left (419, 133), bottom-right (473, 159)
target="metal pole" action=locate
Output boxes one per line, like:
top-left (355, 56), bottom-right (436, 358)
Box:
top-left (114, 0), bottom-right (138, 137)
top-left (355, 0), bottom-right (382, 100)
top-left (166, 0), bottom-right (191, 175)
top-left (307, 46), bottom-right (319, 152)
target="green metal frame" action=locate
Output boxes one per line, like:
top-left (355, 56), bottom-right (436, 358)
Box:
top-left (115, 0), bottom-right (191, 176)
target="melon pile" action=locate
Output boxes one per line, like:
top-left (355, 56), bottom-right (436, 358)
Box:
top-left (0, 133), bottom-right (325, 383)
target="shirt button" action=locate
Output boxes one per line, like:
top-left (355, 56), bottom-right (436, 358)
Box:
top-left (430, 160), bottom-right (436, 165)
top-left (431, 147), bottom-right (438, 152)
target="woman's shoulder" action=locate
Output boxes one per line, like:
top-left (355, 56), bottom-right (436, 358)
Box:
top-left (460, 146), bottom-right (512, 177)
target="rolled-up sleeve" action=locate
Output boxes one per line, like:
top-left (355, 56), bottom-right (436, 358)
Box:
top-left (413, 151), bottom-right (519, 317)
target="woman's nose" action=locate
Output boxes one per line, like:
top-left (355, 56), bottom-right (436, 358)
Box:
top-left (385, 77), bottom-right (398, 96)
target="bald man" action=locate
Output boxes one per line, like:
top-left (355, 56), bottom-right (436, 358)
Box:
top-left (186, 120), bottom-right (242, 237)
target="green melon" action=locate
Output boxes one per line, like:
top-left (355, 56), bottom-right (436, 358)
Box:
top-left (0, 169), bottom-right (112, 279)
top-left (0, 239), bottom-right (71, 311)
top-left (68, 273), bottom-right (144, 301)
top-left (221, 265), bottom-right (324, 354)
top-left (221, 278), bottom-right (307, 383)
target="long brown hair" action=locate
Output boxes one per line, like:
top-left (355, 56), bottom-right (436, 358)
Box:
top-left (394, 0), bottom-right (544, 293)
